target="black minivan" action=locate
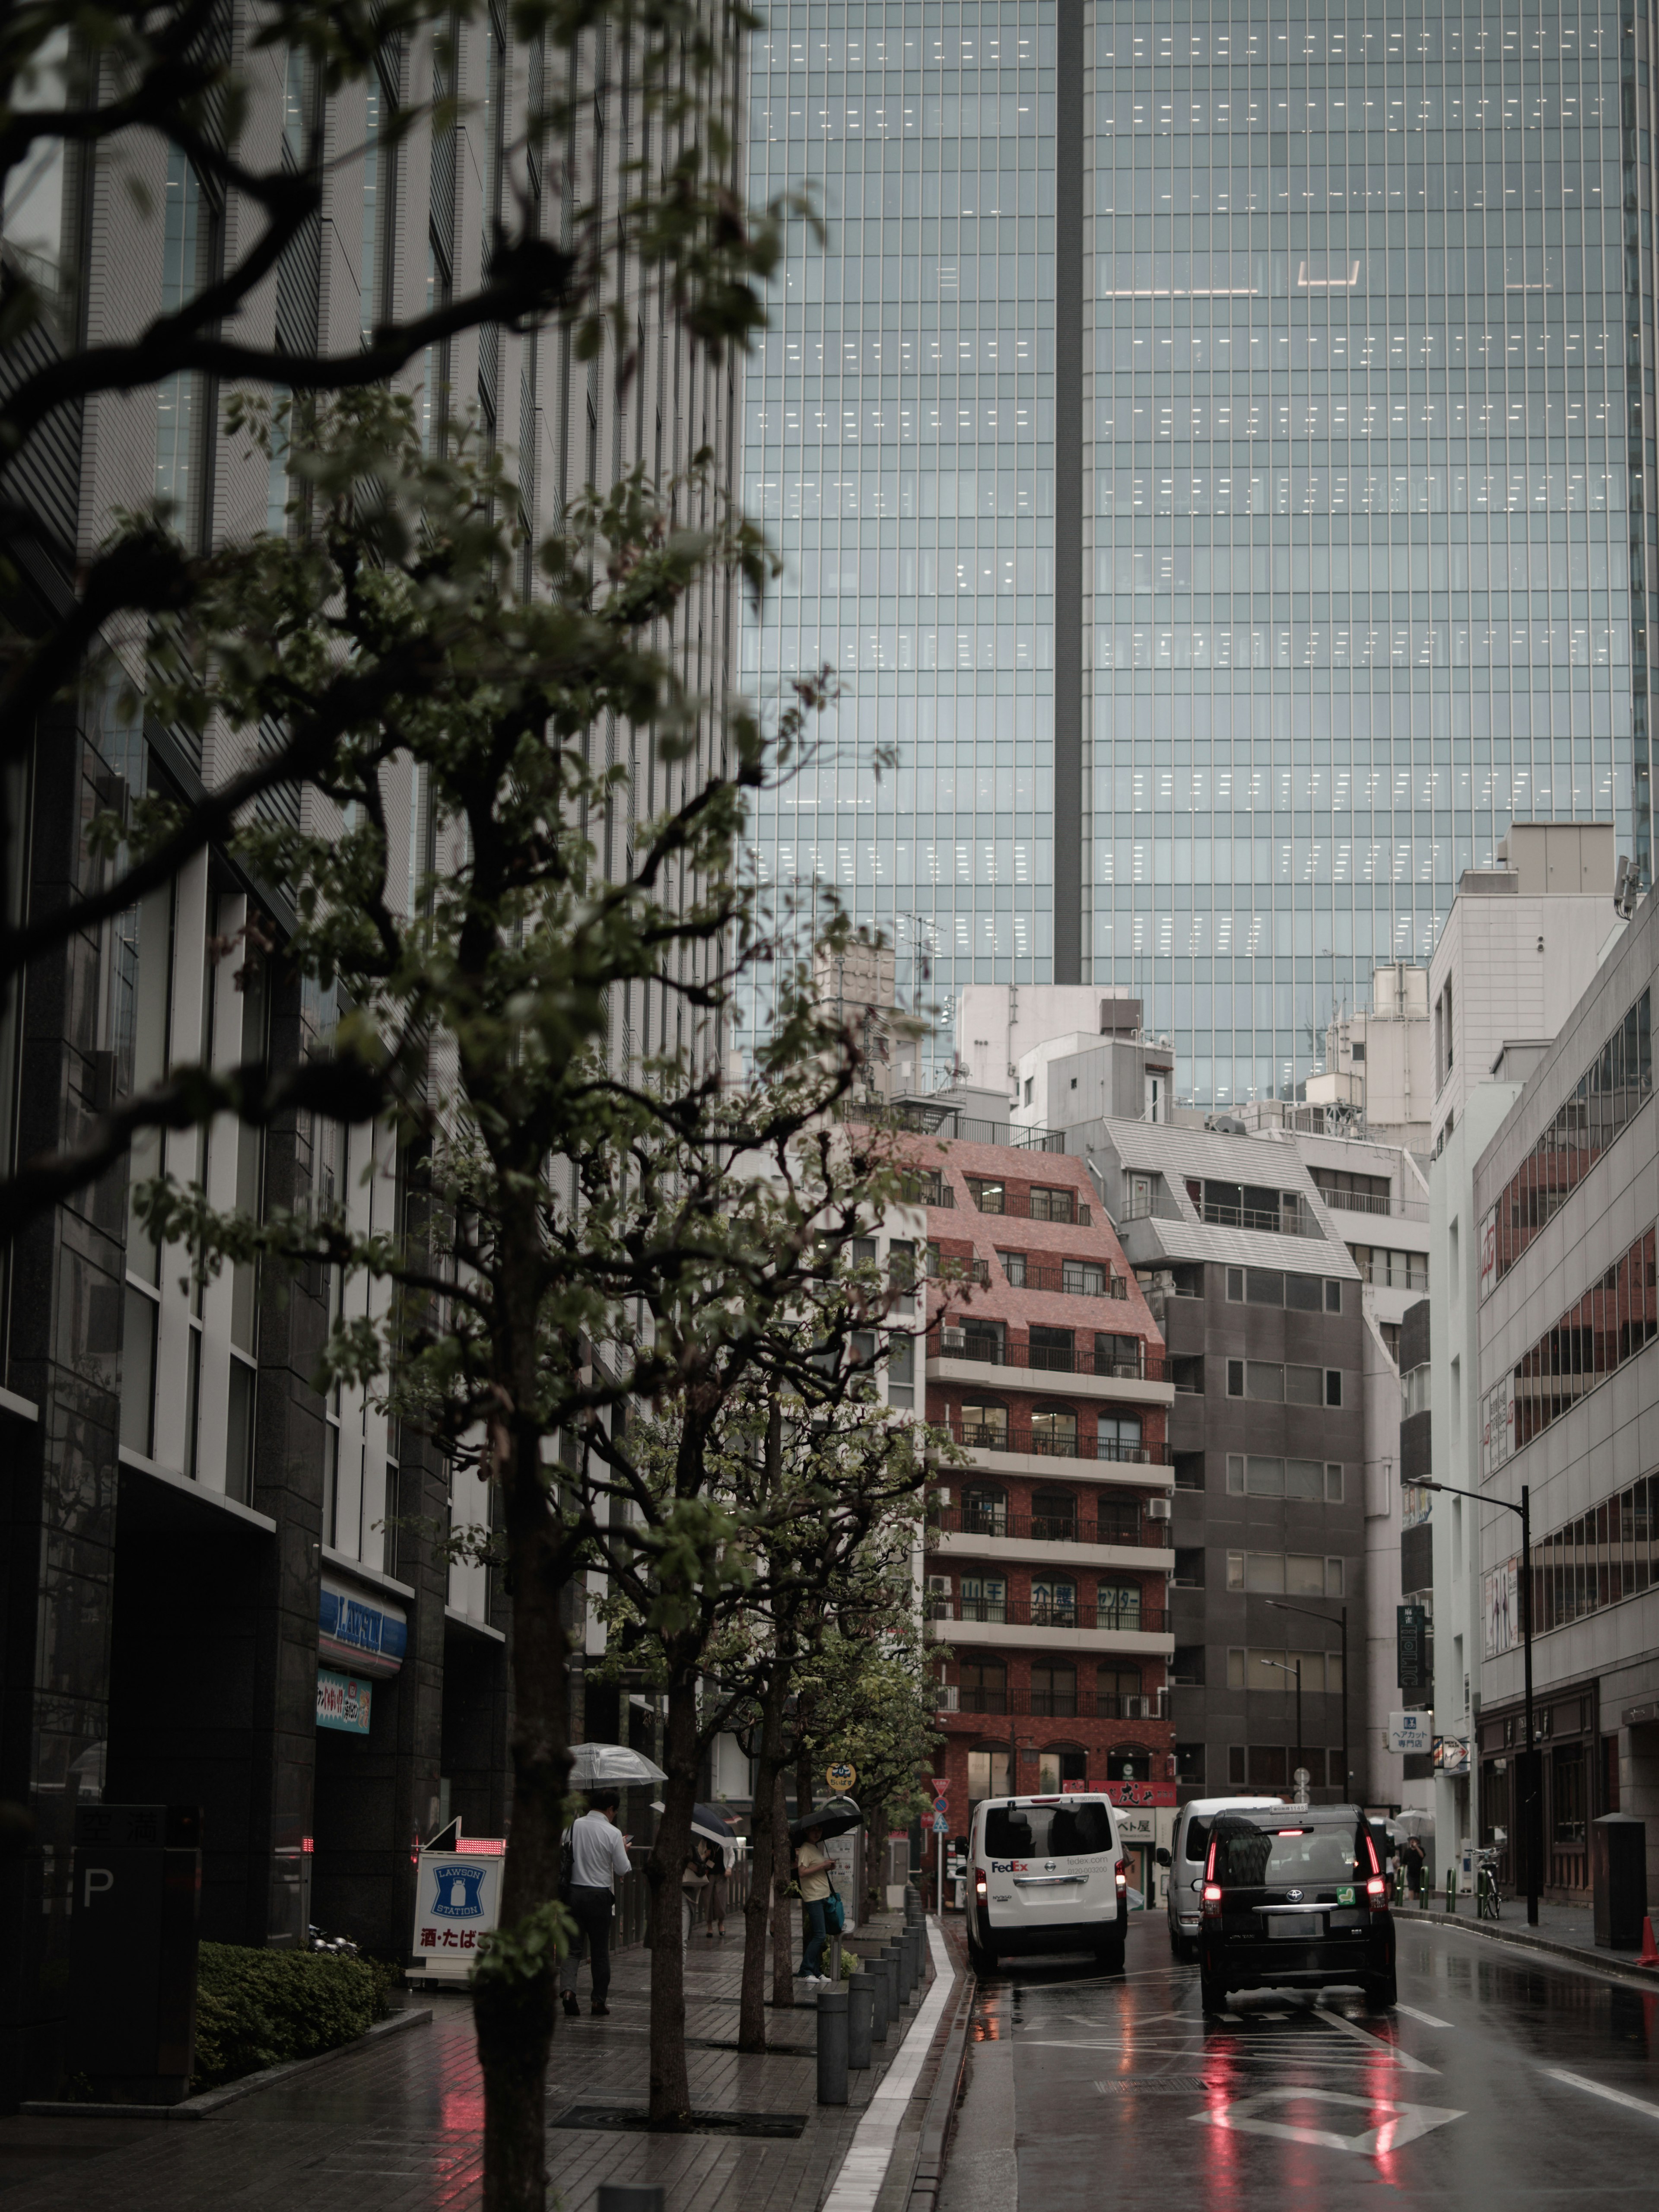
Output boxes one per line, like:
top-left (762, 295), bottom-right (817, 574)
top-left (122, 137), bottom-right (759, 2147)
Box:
top-left (1197, 1805), bottom-right (1396, 2014)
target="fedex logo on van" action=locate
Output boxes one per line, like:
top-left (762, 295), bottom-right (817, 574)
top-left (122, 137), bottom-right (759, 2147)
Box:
top-left (988, 1859), bottom-right (1030, 1873)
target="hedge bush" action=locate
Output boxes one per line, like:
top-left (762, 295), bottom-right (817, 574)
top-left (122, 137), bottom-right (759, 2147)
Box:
top-left (193, 1943), bottom-right (382, 2089)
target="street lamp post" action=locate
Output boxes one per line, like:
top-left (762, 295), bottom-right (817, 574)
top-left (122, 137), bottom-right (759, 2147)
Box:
top-left (1267, 1598), bottom-right (1349, 1802)
top-left (1420, 1475), bottom-right (1537, 1928)
top-left (1262, 1656), bottom-right (1305, 1802)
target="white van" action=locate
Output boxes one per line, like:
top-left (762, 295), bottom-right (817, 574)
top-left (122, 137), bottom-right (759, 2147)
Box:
top-left (967, 1793), bottom-right (1128, 1974)
top-left (1158, 1795), bottom-right (1285, 1960)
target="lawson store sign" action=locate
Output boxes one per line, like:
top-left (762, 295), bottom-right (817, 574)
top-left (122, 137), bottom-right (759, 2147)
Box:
top-left (318, 1573), bottom-right (408, 1679)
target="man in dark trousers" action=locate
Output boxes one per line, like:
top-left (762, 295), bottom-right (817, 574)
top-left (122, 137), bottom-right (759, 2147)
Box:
top-left (560, 1789), bottom-right (633, 2016)
top-left (1401, 1832), bottom-right (1427, 1905)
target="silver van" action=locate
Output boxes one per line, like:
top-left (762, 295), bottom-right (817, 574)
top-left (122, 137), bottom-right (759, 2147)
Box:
top-left (967, 1793), bottom-right (1128, 1974)
top-left (1158, 1795), bottom-right (1285, 1960)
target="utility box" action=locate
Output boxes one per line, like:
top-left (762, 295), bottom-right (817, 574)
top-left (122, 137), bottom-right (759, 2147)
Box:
top-left (68, 1804), bottom-right (203, 2104)
top-left (1591, 1813), bottom-right (1649, 1950)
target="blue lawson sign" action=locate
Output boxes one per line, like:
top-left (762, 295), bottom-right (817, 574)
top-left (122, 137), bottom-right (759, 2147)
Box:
top-left (318, 1572), bottom-right (408, 1679)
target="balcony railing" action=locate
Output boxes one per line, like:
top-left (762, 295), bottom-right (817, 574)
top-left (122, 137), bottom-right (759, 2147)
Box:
top-left (934, 1685), bottom-right (1167, 1719)
top-left (965, 1186), bottom-right (1093, 1225)
top-left (1198, 1198), bottom-right (1321, 1238)
top-left (929, 1594), bottom-right (1167, 1634)
top-left (929, 1331), bottom-right (1167, 1384)
top-left (1311, 1184), bottom-right (1429, 1224)
top-left (1003, 1262), bottom-right (1130, 1300)
top-left (941, 1420), bottom-right (1170, 1465)
top-left (934, 1504), bottom-right (1170, 1548)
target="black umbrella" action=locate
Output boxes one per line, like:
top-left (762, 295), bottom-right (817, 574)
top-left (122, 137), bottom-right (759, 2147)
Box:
top-left (692, 1803), bottom-right (737, 1848)
top-left (789, 1805), bottom-right (862, 1846)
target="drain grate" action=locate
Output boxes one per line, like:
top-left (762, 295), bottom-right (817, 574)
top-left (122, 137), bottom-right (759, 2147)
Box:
top-left (683, 2038), bottom-right (816, 2057)
top-left (1095, 2076), bottom-right (1220, 2095)
top-left (550, 2104), bottom-right (807, 2139)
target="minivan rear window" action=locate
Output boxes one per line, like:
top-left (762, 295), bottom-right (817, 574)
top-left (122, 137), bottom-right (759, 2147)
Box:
top-left (1183, 1818), bottom-right (1211, 1863)
top-left (1214, 1823), bottom-right (1360, 1888)
top-left (984, 1802), bottom-right (1115, 1859)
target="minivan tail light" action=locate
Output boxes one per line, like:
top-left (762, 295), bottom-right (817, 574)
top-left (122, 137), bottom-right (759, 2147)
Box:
top-left (974, 1869), bottom-right (988, 1900)
top-left (1201, 1882), bottom-right (1223, 1918)
top-left (1367, 1875), bottom-right (1389, 1910)
top-left (1115, 1857), bottom-right (1129, 1891)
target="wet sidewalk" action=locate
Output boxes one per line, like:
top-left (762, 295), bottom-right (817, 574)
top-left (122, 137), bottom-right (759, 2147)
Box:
top-left (0, 1913), bottom-right (961, 2212)
top-left (1400, 1888), bottom-right (1659, 1982)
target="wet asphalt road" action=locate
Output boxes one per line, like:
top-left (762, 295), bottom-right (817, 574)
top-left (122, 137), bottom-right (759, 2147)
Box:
top-left (940, 1910), bottom-right (1659, 2207)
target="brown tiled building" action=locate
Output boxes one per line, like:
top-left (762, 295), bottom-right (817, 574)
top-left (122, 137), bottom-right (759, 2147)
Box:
top-left (907, 1135), bottom-right (1175, 1878)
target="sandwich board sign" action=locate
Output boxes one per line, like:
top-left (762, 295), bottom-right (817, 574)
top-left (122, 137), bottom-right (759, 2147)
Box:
top-left (409, 1832), bottom-right (505, 1981)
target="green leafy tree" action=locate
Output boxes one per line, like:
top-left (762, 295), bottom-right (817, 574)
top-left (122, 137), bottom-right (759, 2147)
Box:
top-left (135, 389), bottom-right (877, 2206)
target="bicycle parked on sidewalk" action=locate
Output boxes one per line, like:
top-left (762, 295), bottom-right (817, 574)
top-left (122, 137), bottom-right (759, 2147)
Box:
top-left (1476, 1843), bottom-right (1503, 1920)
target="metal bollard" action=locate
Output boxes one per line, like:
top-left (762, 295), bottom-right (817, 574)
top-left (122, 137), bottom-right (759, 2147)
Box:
top-left (904, 1883), bottom-right (922, 1923)
top-left (869, 1952), bottom-right (890, 2042)
top-left (600, 2191), bottom-right (665, 2212)
top-left (848, 1971), bottom-right (874, 2068)
top-left (909, 1922), bottom-right (927, 1990)
top-left (817, 1987), bottom-right (849, 2106)
top-left (1446, 1864), bottom-right (1457, 1914)
top-left (887, 1940), bottom-right (909, 2007)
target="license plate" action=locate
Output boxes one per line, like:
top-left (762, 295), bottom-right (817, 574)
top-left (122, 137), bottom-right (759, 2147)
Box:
top-left (1268, 1914), bottom-right (1324, 1939)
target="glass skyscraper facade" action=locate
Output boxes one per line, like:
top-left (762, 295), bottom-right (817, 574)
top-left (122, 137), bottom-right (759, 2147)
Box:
top-left (742, 3), bottom-right (1652, 1108)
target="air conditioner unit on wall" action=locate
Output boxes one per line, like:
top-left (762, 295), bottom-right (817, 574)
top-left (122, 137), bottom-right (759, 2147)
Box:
top-left (941, 1326), bottom-right (966, 1351)
top-left (1145, 1497), bottom-right (1172, 1522)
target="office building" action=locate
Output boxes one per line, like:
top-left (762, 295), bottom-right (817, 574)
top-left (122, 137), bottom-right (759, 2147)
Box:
top-left (1471, 885), bottom-right (1659, 1907)
top-left (741, 3), bottom-right (1649, 1109)
top-left (1088, 1121), bottom-right (1367, 1805)
top-left (1426, 824), bottom-right (1627, 1878)
top-left (0, 9), bottom-right (734, 2105)
top-left (911, 1124), bottom-right (1177, 1889)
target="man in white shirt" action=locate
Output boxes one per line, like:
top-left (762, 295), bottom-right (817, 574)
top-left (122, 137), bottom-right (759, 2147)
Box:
top-left (560, 1790), bottom-right (634, 2017)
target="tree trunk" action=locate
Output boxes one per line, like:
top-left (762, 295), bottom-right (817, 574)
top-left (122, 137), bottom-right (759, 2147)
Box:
top-left (473, 1432), bottom-right (570, 2212)
top-left (738, 1667), bottom-right (787, 2050)
top-left (770, 1766), bottom-right (793, 2005)
top-left (865, 1801), bottom-right (885, 1922)
top-left (645, 1657), bottom-right (701, 2127)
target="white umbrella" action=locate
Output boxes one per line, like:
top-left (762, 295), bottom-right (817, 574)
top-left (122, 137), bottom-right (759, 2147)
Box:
top-left (569, 1742), bottom-right (667, 1786)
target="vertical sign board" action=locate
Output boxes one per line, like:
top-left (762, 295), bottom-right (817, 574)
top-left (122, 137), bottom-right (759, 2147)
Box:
top-left (69, 1804), bottom-right (202, 2101)
top-left (410, 1838), bottom-right (506, 1980)
top-left (1397, 1603), bottom-right (1430, 1694)
top-left (1483, 1559), bottom-right (1520, 1659)
top-left (819, 1795), bottom-right (861, 1929)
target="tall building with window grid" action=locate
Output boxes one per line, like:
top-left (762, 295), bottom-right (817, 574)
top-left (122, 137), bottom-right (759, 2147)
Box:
top-left (741, 2), bottom-right (1649, 1108)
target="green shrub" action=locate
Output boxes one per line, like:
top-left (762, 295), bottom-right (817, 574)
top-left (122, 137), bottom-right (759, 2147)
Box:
top-left (193, 1942), bottom-right (378, 2089)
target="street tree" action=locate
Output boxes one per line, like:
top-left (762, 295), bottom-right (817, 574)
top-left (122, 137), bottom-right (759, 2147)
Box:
top-left (133, 389), bottom-right (875, 2209)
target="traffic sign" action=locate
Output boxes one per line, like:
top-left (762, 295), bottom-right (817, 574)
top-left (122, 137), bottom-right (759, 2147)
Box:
top-left (931, 1812), bottom-right (949, 1833)
top-left (929, 1777), bottom-right (948, 1797)
top-left (825, 1761), bottom-right (857, 1793)
top-left (933, 1795), bottom-right (949, 1814)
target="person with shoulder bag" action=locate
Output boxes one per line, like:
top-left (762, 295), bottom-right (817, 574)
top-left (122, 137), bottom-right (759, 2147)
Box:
top-left (794, 1824), bottom-right (837, 1985)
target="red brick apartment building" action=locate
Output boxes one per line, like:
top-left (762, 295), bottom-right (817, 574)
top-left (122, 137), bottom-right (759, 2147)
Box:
top-left (904, 1134), bottom-right (1176, 1873)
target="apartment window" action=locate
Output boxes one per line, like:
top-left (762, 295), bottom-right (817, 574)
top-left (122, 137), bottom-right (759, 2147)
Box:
top-left (1226, 1268), bottom-right (1346, 1311)
top-left (965, 1176), bottom-right (1005, 1214)
top-left (1227, 1361), bottom-right (1344, 1407)
top-left (1030, 1662), bottom-right (1076, 1718)
top-left (1031, 1575), bottom-right (1077, 1626)
top-left (1062, 1259), bottom-right (1106, 1297)
top-left (959, 1403), bottom-right (1008, 1450)
top-left (1097, 1580), bottom-right (1141, 1630)
top-left (1098, 1413), bottom-right (1143, 1462)
top-left (1029, 1185), bottom-right (1076, 1224)
top-left (1031, 1408), bottom-right (1079, 1459)
top-left (961, 1575), bottom-right (1006, 1624)
top-left (998, 1249), bottom-right (1027, 1286)
top-left (887, 1239), bottom-right (917, 1293)
top-left (1227, 1647), bottom-right (1343, 1694)
top-left (960, 1660), bottom-right (1007, 1717)
top-left (968, 1745), bottom-right (1012, 1797)
top-left (1309, 1166), bottom-right (1392, 1214)
top-left (887, 1333), bottom-right (914, 1408)
top-left (1227, 1455), bottom-right (1344, 1502)
top-left (1192, 1179), bottom-right (1305, 1235)
top-left (1030, 1485), bottom-right (1077, 1538)
top-left (1225, 1553), bottom-right (1344, 1598)
top-left (961, 1483), bottom-right (1007, 1534)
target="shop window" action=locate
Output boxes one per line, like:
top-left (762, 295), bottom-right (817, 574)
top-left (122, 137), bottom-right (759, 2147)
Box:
top-left (1038, 1746), bottom-right (1087, 1792)
top-left (1107, 1746), bottom-right (1151, 1781)
top-left (967, 1745), bottom-right (1011, 1800)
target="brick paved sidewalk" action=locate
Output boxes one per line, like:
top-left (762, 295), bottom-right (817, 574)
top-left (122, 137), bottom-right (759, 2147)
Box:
top-left (0, 1913), bottom-right (951, 2212)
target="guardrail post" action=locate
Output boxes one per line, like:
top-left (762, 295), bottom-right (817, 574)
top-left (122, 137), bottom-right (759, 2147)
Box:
top-left (848, 1971), bottom-right (874, 2067)
top-left (1446, 1864), bottom-right (1457, 1913)
top-left (869, 1951), bottom-right (890, 2042)
top-left (817, 1988), bottom-right (849, 2106)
